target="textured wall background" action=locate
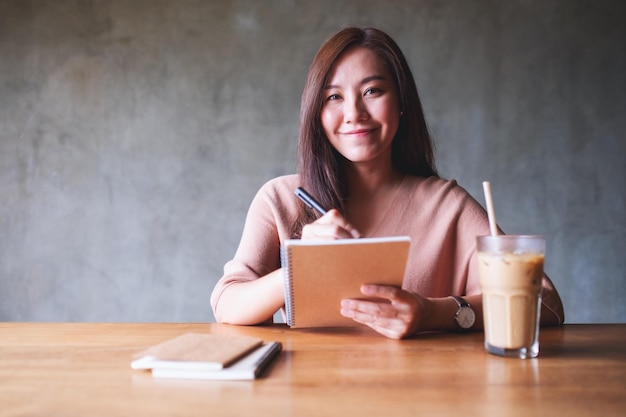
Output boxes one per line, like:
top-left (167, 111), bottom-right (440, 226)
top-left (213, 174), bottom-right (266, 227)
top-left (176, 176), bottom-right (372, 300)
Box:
top-left (0, 0), bottom-right (624, 323)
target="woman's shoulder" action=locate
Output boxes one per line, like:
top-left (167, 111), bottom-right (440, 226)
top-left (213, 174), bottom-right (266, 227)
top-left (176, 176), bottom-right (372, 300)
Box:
top-left (250, 174), bottom-right (301, 214)
top-left (403, 175), bottom-right (469, 199)
top-left (400, 175), bottom-right (483, 214)
top-left (257, 174), bottom-right (300, 196)
top-left (399, 175), bottom-right (487, 228)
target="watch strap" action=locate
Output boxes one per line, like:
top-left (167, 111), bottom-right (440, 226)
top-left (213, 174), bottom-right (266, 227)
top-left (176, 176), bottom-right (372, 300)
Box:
top-left (450, 295), bottom-right (469, 308)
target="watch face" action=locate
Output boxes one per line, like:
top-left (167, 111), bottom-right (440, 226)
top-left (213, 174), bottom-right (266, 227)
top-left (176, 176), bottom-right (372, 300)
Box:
top-left (456, 307), bottom-right (476, 329)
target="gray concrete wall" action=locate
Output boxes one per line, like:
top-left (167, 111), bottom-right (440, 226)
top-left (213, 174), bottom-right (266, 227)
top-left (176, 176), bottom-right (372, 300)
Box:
top-left (1, 0), bottom-right (624, 323)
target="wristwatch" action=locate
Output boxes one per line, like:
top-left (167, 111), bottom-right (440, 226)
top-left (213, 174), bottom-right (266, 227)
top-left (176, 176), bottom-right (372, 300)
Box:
top-left (450, 296), bottom-right (476, 331)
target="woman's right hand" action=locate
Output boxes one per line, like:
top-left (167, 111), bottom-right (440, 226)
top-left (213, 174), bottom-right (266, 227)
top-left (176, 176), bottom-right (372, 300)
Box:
top-left (301, 209), bottom-right (361, 240)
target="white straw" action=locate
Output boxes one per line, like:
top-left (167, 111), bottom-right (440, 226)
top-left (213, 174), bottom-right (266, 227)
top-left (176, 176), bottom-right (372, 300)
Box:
top-left (482, 181), bottom-right (499, 236)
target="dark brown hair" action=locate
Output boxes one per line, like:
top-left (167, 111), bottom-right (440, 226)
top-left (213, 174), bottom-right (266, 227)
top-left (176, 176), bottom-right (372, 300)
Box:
top-left (293, 27), bottom-right (437, 237)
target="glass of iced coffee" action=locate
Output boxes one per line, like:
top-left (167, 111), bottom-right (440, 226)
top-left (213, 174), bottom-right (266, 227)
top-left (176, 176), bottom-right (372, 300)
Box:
top-left (477, 235), bottom-right (545, 359)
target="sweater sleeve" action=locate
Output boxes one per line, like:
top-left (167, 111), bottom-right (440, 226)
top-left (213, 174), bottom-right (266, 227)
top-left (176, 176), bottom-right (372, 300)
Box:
top-left (210, 176), bottom-right (299, 317)
top-left (450, 181), bottom-right (565, 324)
top-left (400, 177), bottom-right (564, 325)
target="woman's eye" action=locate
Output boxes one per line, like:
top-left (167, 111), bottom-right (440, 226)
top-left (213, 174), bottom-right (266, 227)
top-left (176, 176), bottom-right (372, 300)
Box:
top-left (364, 87), bottom-right (381, 96)
top-left (326, 94), bottom-right (341, 101)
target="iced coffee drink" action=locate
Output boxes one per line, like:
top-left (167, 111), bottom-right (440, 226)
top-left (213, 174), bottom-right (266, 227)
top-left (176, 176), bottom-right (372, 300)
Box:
top-left (477, 235), bottom-right (545, 359)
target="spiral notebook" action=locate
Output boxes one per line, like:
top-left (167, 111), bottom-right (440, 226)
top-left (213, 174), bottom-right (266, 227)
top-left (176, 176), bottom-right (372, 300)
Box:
top-left (281, 236), bottom-right (411, 328)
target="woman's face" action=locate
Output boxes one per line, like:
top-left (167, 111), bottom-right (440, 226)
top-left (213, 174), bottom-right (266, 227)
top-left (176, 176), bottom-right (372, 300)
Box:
top-left (320, 47), bottom-right (401, 167)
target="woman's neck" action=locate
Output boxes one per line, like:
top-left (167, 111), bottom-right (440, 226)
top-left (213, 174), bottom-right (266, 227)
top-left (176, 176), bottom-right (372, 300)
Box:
top-left (341, 162), bottom-right (405, 235)
top-left (344, 160), bottom-right (404, 201)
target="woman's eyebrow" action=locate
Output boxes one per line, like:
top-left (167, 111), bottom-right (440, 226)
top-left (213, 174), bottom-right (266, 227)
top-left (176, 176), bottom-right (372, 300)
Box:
top-left (324, 75), bottom-right (386, 90)
top-left (361, 75), bottom-right (386, 84)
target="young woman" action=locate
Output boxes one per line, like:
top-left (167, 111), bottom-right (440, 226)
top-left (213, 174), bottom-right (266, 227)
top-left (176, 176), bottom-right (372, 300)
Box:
top-left (210, 27), bottom-right (564, 339)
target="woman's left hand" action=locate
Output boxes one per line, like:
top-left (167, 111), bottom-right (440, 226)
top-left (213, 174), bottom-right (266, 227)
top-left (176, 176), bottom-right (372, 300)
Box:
top-left (340, 284), bottom-right (430, 339)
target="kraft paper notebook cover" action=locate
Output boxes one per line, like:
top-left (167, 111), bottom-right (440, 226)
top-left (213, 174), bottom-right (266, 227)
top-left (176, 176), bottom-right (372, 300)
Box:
top-left (131, 333), bottom-right (263, 371)
top-left (281, 236), bottom-right (411, 328)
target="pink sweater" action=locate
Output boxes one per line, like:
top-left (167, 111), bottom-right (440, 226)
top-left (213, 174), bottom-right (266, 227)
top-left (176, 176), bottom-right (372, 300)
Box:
top-left (211, 174), bottom-right (564, 323)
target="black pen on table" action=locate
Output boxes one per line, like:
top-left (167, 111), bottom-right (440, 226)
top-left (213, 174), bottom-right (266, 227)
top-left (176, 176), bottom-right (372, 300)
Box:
top-left (294, 187), bottom-right (328, 215)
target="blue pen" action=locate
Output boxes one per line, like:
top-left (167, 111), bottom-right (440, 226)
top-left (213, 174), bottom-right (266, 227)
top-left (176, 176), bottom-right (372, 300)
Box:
top-left (294, 187), bottom-right (328, 215)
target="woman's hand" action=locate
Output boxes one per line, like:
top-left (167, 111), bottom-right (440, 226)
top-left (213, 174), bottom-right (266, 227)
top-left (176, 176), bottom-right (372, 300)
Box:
top-left (301, 209), bottom-right (360, 240)
top-left (340, 284), bottom-right (431, 339)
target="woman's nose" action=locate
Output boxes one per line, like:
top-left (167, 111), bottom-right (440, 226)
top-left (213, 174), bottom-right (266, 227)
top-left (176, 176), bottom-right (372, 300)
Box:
top-left (344, 97), bottom-right (369, 124)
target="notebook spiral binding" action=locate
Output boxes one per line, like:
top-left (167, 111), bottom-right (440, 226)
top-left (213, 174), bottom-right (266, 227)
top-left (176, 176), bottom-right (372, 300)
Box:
top-left (281, 245), bottom-right (296, 327)
top-left (254, 342), bottom-right (283, 378)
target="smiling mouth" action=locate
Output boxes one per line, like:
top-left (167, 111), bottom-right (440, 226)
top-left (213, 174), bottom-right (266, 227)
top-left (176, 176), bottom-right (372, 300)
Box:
top-left (341, 127), bottom-right (378, 136)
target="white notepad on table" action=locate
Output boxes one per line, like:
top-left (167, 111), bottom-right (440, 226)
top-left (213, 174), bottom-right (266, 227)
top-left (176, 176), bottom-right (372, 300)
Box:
top-left (131, 333), bottom-right (282, 380)
top-left (150, 342), bottom-right (282, 380)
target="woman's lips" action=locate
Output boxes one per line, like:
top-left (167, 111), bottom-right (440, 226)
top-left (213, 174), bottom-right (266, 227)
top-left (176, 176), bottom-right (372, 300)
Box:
top-left (341, 127), bottom-right (378, 136)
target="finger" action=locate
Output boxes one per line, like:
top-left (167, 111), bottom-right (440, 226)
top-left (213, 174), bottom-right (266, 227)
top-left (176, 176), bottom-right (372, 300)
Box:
top-left (302, 209), bottom-right (360, 240)
top-left (318, 209), bottom-right (361, 238)
top-left (360, 285), bottom-right (412, 306)
top-left (341, 299), bottom-right (411, 321)
top-left (341, 298), bottom-right (417, 339)
top-left (340, 305), bottom-right (407, 339)
top-left (301, 223), bottom-right (356, 240)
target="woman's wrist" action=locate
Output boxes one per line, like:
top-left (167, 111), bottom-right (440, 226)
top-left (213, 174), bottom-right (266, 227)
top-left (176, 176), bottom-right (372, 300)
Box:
top-left (414, 296), bottom-right (462, 334)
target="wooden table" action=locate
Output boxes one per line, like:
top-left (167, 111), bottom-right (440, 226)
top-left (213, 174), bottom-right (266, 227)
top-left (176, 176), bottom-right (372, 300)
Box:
top-left (0, 323), bottom-right (624, 416)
